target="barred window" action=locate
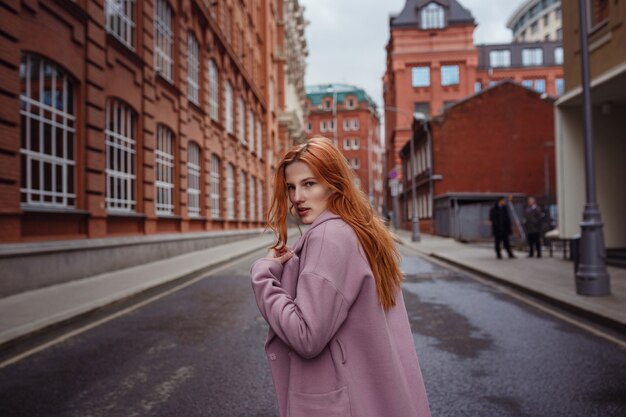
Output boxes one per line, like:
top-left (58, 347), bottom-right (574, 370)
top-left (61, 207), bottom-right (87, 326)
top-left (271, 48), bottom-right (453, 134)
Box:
top-left (238, 97), bottom-right (245, 143)
top-left (105, 0), bottom-right (136, 49)
top-left (105, 99), bottom-right (136, 212)
top-left (155, 125), bottom-right (175, 215)
top-left (239, 170), bottom-right (246, 220)
top-left (154, 0), bottom-right (173, 82)
top-left (210, 154), bottom-right (220, 219)
top-left (226, 163), bottom-right (235, 219)
top-left (187, 33), bottom-right (200, 105)
top-left (225, 81), bottom-right (233, 133)
top-left (209, 60), bottom-right (219, 121)
top-left (187, 142), bottom-right (201, 217)
top-left (256, 119), bottom-right (262, 158)
top-left (249, 176), bottom-right (256, 222)
top-left (248, 110), bottom-right (255, 150)
top-left (257, 179), bottom-right (263, 221)
top-left (421, 3), bottom-right (445, 30)
top-left (20, 54), bottom-right (76, 208)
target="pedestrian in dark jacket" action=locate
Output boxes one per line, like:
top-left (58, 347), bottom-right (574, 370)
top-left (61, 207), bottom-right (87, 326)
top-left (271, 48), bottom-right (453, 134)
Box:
top-left (523, 197), bottom-right (545, 258)
top-left (489, 198), bottom-right (515, 259)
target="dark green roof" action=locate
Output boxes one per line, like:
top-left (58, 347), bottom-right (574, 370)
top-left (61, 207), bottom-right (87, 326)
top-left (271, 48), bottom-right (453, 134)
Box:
top-left (305, 83), bottom-right (377, 109)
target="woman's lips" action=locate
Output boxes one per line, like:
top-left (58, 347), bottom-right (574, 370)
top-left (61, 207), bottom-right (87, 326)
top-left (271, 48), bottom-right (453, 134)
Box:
top-left (297, 208), bottom-right (310, 216)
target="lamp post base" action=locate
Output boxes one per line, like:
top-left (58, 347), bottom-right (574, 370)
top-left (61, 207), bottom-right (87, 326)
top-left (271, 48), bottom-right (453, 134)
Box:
top-left (575, 204), bottom-right (611, 296)
top-left (411, 216), bottom-right (421, 242)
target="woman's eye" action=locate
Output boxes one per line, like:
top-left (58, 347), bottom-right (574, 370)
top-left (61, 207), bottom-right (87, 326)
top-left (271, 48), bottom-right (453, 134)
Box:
top-left (287, 185), bottom-right (294, 191)
top-left (305, 182), bottom-right (315, 187)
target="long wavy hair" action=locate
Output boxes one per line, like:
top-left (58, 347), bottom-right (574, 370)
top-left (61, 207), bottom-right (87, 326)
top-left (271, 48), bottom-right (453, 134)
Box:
top-left (267, 136), bottom-right (403, 310)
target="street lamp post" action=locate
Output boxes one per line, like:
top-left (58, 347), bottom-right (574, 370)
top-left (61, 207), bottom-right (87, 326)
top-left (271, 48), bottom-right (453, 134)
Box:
top-left (385, 106), bottom-right (420, 242)
top-left (575, 0), bottom-right (610, 295)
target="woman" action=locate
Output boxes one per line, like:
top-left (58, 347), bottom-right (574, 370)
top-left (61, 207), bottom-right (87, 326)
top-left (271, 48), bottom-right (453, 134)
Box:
top-left (250, 136), bottom-right (431, 417)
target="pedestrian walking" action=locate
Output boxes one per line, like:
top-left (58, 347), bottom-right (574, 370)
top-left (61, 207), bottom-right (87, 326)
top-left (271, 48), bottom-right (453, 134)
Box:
top-left (523, 196), bottom-right (545, 258)
top-left (250, 136), bottom-right (431, 417)
top-left (489, 197), bottom-right (516, 259)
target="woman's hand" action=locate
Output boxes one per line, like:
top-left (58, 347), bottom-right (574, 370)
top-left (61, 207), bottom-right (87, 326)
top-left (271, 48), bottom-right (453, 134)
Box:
top-left (265, 247), bottom-right (294, 264)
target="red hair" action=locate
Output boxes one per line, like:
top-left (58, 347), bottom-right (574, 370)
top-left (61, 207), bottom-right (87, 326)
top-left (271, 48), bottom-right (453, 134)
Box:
top-left (266, 136), bottom-right (403, 310)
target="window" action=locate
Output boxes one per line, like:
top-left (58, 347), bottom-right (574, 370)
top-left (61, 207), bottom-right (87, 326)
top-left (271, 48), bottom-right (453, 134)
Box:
top-left (20, 54), bottom-right (76, 208)
top-left (420, 3), bottom-right (445, 29)
top-left (239, 170), bottom-right (246, 220)
top-left (257, 179), bottom-right (263, 221)
top-left (248, 110), bottom-right (255, 150)
top-left (555, 78), bottom-right (564, 96)
top-left (306, 122), bottom-right (312, 133)
top-left (343, 139), bottom-right (351, 150)
top-left (351, 119), bottom-right (359, 130)
top-left (352, 139), bottom-right (360, 150)
top-left (522, 80), bottom-right (534, 89)
top-left (210, 154), bottom-right (220, 219)
top-left (187, 33), bottom-right (200, 105)
top-left (588, 0), bottom-right (609, 29)
top-left (225, 81), bottom-right (233, 133)
top-left (543, 15), bottom-right (549, 27)
top-left (187, 142), bottom-right (201, 217)
top-left (105, 100), bottom-right (136, 212)
top-left (249, 176), bottom-right (256, 221)
top-left (155, 125), bottom-right (174, 215)
top-left (441, 65), bottom-right (460, 86)
top-left (321, 121), bottom-right (327, 132)
top-left (238, 97), bottom-right (245, 143)
top-left (256, 120), bottom-right (262, 158)
top-left (105, 0), bottom-right (136, 49)
top-left (534, 79), bottom-right (546, 93)
top-left (351, 158), bottom-right (360, 169)
top-left (555, 7), bottom-right (562, 20)
top-left (554, 47), bottom-right (563, 65)
top-left (209, 60), bottom-right (219, 121)
top-left (343, 119), bottom-right (350, 131)
top-left (411, 66), bottom-right (430, 87)
top-left (489, 50), bottom-right (511, 68)
top-left (522, 48), bottom-right (543, 66)
top-left (474, 81), bottom-right (482, 92)
top-left (329, 120), bottom-right (336, 132)
top-left (154, 0), bottom-right (173, 81)
top-left (226, 163), bottom-right (235, 220)
top-left (324, 99), bottom-right (331, 110)
top-left (414, 102), bottom-right (431, 118)
top-left (346, 98), bottom-right (355, 109)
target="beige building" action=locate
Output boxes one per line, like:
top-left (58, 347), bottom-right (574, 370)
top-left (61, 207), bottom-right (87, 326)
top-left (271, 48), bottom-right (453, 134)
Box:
top-left (555, 0), bottom-right (626, 256)
top-left (508, 0), bottom-right (563, 42)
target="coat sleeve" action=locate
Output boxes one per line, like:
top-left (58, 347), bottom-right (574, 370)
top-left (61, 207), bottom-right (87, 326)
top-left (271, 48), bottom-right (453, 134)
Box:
top-left (250, 229), bottom-right (355, 359)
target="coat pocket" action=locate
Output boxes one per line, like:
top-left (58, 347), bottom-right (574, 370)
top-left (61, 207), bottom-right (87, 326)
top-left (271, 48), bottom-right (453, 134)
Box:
top-left (287, 386), bottom-right (351, 417)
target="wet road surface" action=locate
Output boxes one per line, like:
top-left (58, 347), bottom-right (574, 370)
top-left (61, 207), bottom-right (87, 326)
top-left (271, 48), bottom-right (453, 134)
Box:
top-left (0, 246), bottom-right (624, 416)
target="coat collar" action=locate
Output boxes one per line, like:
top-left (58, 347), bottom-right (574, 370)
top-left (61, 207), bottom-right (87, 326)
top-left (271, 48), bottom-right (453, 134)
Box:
top-left (291, 209), bottom-right (341, 254)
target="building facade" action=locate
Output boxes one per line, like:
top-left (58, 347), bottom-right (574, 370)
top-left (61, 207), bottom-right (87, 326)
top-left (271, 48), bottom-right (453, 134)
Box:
top-left (305, 84), bottom-right (384, 213)
top-left (555, 0), bottom-right (626, 252)
top-left (0, 0), bottom-right (308, 245)
top-left (507, 0), bottom-right (563, 43)
top-left (384, 0), bottom-right (563, 221)
top-left (399, 81), bottom-right (556, 238)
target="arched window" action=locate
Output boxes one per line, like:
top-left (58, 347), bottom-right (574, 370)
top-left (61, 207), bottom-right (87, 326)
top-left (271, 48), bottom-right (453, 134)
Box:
top-left (237, 96), bottom-right (245, 143)
top-left (105, 99), bottom-right (136, 212)
top-left (239, 170), bottom-right (246, 220)
top-left (187, 32), bottom-right (200, 105)
top-left (225, 81), bottom-right (233, 133)
top-left (20, 54), bottom-right (76, 208)
top-left (249, 175), bottom-right (256, 222)
top-left (208, 60), bottom-right (219, 121)
top-left (226, 163), bottom-right (235, 219)
top-left (105, 0), bottom-right (136, 49)
top-left (154, 0), bottom-right (173, 81)
top-left (155, 125), bottom-right (175, 215)
top-left (257, 179), bottom-right (264, 221)
top-left (187, 142), bottom-right (201, 216)
top-left (420, 3), bottom-right (445, 29)
top-left (210, 154), bottom-right (220, 219)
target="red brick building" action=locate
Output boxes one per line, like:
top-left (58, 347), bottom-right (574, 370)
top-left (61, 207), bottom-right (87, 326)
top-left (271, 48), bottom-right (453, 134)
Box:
top-left (384, 0), bottom-right (563, 221)
top-left (399, 81), bottom-right (556, 238)
top-left (305, 84), bottom-right (384, 213)
top-left (0, 0), bottom-right (304, 243)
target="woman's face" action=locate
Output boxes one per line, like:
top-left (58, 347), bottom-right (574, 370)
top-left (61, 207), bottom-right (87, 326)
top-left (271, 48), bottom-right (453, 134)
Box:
top-left (285, 161), bottom-right (332, 224)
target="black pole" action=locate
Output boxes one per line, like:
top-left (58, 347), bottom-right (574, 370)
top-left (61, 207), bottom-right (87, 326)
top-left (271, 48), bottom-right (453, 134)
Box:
top-left (575, 0), bottom-right (610, 296)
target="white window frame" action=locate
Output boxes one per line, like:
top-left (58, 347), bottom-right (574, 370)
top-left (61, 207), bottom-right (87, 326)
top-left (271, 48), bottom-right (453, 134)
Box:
top-left (329, 120), bottom-right (336, 132)
top-left (351, 119), bottom-right (359, 130)
top-left (187, 142), bottom-right (201, 217)
top-left (306, 122), bottom-right (312, 133)
top-left (489, 50), bottom-right (511, 68)
top-left (441, 65), bottom-right (460, 86)
top-left (534, 79), bottom-right (546, 93)
top-left (20, 54), bottom-right (77, 208)
top-left (257, 179), bottom-right (263, 221)
top-left (343, 139), bottom-right (350, 150)
top-left (522, 48), bottom-right (544, 66)
top-left (352, 158), bottom-right (360, 169)
top-left (421, 3), bottom-right (445, 30)
top-left (155, 125), bottom-right (175, 215)
top-left (343, 119), bottom-right (350, 131)
top-left (555, 78), bottom-right (564, 96)
top-left (352, 138), bottom-right (360, 150)
top-left (411, 66), bottom-right (430, 87)
top-left (248, 109), bottom-right (255, 150)
top-left (225, 81), bottom-right (233, 133)
top-left (226, 163), bottom-right (235, 220)
top-left (105, 0), bottom-right (136, 50)
top-left (154, 0), bottom-right (173, 82)
top-left (320, 121), bottom-right (327, 132)
top-left (554, 47), bottom-right (564, 65)
top-left (209, 60), bottom-right (219, 121)
top-left (249, 176), bottom-right (256, 221)
top-left (256, 119), bottom-right (262, 158)
top-left (105, 99), bottom-right (136, 212)
top-left (239, 170), bottom-right (246, 220)
top-left (210, 154), bottom-right (220, 219)
top-left (238, 96), bottom-right (245, 143)
top-left (187, 32), bottom-right (200, 105)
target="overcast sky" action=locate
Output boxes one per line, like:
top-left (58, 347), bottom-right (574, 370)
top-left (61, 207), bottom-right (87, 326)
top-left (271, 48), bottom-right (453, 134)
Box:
top-left (299, 0), bottom-right (527, 108)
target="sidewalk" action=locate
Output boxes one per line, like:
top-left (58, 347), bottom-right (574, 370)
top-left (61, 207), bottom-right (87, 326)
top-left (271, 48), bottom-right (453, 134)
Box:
top-left (0, 231), bottom-right (292, 349)
top-left (395, 230), bottom-right (626, 331)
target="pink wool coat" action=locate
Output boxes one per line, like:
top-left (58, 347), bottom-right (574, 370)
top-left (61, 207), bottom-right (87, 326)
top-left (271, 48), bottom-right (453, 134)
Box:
top-left (250, 210), bottom-right (431, 417)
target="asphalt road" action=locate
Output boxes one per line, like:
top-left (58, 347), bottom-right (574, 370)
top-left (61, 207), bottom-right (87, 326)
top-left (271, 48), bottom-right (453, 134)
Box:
top-left (0, 245), bottom-right (624, 417)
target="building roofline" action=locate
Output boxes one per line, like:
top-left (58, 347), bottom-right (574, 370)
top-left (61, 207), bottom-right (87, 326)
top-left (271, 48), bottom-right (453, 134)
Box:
top-left (506, 0), bottom-right (539, 29)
